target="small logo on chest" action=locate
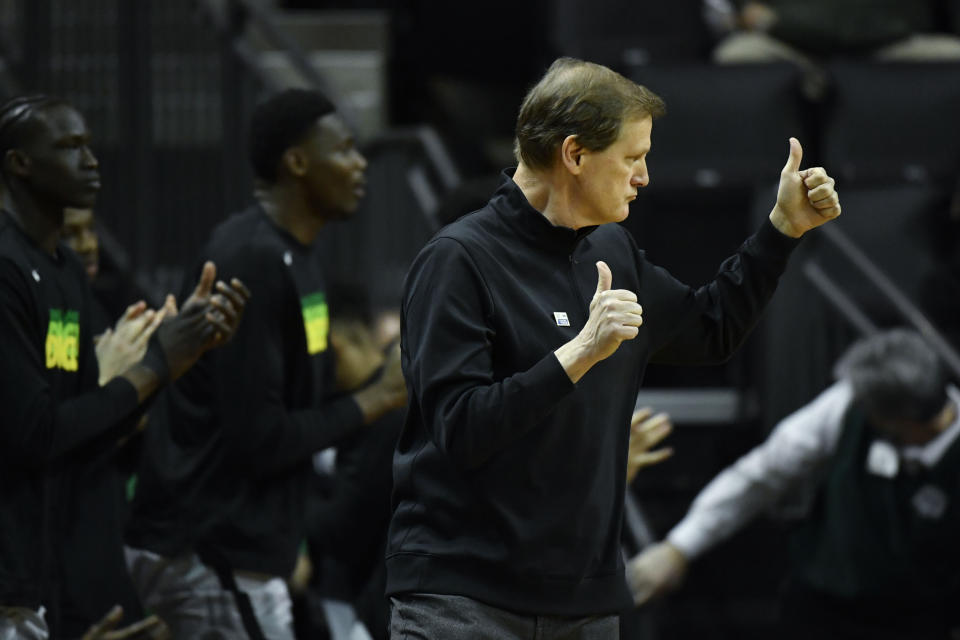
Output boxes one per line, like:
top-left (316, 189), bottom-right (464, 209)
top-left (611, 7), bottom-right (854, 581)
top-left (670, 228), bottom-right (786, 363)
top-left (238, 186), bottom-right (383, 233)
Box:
top-left (553, 311), bottom-right (570, 327)
top-left (912, 484), bottom-right (949, 520)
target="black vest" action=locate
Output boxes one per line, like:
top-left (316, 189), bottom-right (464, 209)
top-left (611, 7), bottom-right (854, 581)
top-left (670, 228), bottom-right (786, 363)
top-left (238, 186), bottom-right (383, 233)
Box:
top-left (789, 404), bottom-right (960, 625)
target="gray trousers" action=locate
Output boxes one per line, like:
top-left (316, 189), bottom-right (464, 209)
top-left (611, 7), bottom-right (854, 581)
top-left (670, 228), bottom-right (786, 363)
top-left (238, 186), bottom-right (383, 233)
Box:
top-left (389, 594), bottom-right (619, 640)
top-left (124, 546), bottom-right (294, 640)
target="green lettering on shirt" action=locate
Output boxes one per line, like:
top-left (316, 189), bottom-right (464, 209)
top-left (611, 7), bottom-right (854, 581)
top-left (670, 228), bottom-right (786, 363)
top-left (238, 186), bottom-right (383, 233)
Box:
top-left (301, 292), bottom-right (328, 355)
top-left (46, 308), bottom-right (80, 371)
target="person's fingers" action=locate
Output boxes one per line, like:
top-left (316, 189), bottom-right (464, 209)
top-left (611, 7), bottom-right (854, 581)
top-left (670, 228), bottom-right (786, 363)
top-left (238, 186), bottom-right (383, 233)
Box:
top-left (229, 277), bottom-right (251, 301)
top-left (627, 562), bottom-right (656, 607)
top-left (637, 415), bottom-right (673, 447)
top-left (208, 297), bottom-right (237, 329)
top-left (800, 167), bottom-right (829, 187)
top-left (606, 289), bottom-right (639, 304)
top-left (189, 261), bottom-right (217, 301)
top-left (163, 293), bottom-right (178, 316)
top-left (609, 309), bottom-right (644, 328)
top-left (633, 411), bottom-right (671, 436)
top-left (631, 447), bottom-right (674, 469)
top-left (103, 614), bottom-right (163, 640)
top-left (215, 281), bottom-right (247, 315)
top-left (83, 605), bottom-right (124, 639)
top-left (123, 301), bottom-right (147, 321)
top-left (127, 310), bottom-right (154, 336)
top-left (808, 180), bottom-right (839, 206)
top-left (820, 202), bottom-right (841, 219)
top-left (631, 407), bottom-right (653, 428)
top-left (811, 193), bottom-right (840, 211)
top-left (594, 261), bottom-right (612, 298)
top-left (642, 411), bottom-right (672, 430)
top-left (204, 310), bottom-right (233, 337)
top-left (781, 137), bottom-right (802, 174)
top-left (134, 308), bottom-right (166, 349)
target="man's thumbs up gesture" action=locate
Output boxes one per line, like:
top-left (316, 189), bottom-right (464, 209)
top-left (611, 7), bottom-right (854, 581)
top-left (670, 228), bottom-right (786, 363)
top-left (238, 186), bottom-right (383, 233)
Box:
top-left (554, 261), bottom-right (644, 383)
top-left (769, 137), bottom-right (841, 238)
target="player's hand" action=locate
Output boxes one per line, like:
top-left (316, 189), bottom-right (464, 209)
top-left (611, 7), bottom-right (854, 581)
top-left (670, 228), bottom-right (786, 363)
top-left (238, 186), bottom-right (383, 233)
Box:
top-left (96, 301), bottom-right (166, 385)
top-left (154, 262), bottom-right (251, 379)
top-left (626, 542), bottom-right (688, 607)
top-left (82, 605), bottom-right (169, 640)
top-left (626, 407), bottom-right (674, 484)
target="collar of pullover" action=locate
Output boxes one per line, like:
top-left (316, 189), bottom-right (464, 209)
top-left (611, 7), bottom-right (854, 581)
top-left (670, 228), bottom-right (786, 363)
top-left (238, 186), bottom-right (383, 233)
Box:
top-left (490, 168), bottom-right (598, 255)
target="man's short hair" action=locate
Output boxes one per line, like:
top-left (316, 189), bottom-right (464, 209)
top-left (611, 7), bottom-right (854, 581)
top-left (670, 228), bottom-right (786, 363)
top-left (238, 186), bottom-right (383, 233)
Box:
top-left (513, 57), bottom-right (666, 171)
top-left (248, 88), bottom-right (336, 183)
top-left (0, 94), bottom-right (69, 163)
top-left (834, 328), bottom-right (949, 422)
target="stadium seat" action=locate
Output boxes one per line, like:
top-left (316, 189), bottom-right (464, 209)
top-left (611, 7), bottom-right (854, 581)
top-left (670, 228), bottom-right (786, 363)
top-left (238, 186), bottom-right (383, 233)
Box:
top-left (821, 61), bottom-right (960, 185)
top-left (628, 63), bottom-right (805, 189)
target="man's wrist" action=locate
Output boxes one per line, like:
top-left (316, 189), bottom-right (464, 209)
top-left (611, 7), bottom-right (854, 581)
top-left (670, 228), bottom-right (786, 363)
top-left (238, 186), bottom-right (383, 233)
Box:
top-left (139, 334), bottom-right (171, 384)
top-left (768, 205), bottom-right (802, 238)
top-left (554, 336), bottom-right (596, 384)
top-left (666, 527), bottom-right (705, 563)
top-left (120, 363), bottom-right (162, 404)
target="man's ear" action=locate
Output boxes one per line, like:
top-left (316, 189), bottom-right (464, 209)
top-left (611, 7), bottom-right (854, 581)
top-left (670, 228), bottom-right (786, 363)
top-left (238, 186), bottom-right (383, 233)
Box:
top-left (3, 149), bottom-right (31, 178)
top-left (560, 134), bottom-right (585, 175)
top-left (281, 147), bottom-right (308, 178)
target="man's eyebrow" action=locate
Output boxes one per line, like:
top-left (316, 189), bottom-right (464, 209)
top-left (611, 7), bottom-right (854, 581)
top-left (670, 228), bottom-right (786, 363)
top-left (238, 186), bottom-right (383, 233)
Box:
top-left (55, 132), bottom-right (91, 144)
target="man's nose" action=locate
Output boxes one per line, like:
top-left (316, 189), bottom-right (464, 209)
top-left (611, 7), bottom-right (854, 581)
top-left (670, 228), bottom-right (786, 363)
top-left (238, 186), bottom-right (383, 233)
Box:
top-left (82, 146), bottom-right (99, 169)
top-left (631, 168), bottom-right (648, 188)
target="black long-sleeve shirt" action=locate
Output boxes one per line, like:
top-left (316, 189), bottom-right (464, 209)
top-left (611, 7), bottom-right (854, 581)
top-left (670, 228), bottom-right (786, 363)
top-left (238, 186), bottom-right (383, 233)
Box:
top-left (385, 172), bottom-right (800, 616)
top-left (127, 205), bottom-right (363, 577)
top-left (0, 211), bottom-right (143, 631)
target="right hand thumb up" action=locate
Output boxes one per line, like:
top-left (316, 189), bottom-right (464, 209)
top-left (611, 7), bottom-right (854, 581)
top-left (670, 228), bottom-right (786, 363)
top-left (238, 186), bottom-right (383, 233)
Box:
top-left (594, 261), bottom-right (612, 298)
top-left (781, 137), bottom-right (803, 175)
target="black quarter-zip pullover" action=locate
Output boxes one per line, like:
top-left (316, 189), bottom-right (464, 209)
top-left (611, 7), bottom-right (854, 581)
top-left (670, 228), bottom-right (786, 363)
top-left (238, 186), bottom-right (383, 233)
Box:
top-left (386, 171), bottom-right (799, 615)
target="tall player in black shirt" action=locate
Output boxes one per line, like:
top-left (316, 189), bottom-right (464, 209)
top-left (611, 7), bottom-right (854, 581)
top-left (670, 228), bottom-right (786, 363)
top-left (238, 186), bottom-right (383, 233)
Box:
top-left (0, 95), bottom-right (249, 639)
top-left (125, 89), bottom-right (406, 639)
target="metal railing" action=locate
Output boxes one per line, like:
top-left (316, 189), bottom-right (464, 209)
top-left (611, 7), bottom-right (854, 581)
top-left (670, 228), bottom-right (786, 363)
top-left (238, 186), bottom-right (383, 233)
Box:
top-left (199, 0), bottom-right (461, 246)
top-left (809, 223), bottom-right (960, 380)
top-left (198, 0), bottom-right (352, 120)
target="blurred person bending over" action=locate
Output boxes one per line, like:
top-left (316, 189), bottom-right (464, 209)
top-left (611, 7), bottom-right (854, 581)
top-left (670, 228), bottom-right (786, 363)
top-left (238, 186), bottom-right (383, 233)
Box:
top-left (386, 56), bottom-right (841, 639)
top-left (628, 329), bottom-right (960, 639)
top-left (125, 89), bottom-right (406, 640)
top-left (0, 95), bottom-right (248, 639)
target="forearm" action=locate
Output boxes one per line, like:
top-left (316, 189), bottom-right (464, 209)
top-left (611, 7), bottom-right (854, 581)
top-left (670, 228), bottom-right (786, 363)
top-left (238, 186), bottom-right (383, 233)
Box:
top-left (666, 455), bottom-right (782, 560)
top-left (227, 396), bottom-right (366, 476)
top-left (667, 383), bottom-right (847, 559)
top-left (651, 218), bottom-right (800, 364)
top-left (48, 377), bottom-right (142, 460)
top-left (422, 354), bottom-right (575, 469)
top-left (553, 337), bottom-right (598, 384)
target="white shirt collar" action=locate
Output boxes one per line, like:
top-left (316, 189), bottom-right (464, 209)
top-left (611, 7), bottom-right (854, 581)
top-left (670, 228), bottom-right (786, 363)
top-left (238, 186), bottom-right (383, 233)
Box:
top-left (900, 385), bottom-right (960, 468)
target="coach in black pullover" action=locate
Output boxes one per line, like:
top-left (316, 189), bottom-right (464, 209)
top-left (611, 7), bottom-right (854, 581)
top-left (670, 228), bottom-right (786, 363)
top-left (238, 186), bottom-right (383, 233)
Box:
top-left (386, 57), bottom-right (842, 637)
